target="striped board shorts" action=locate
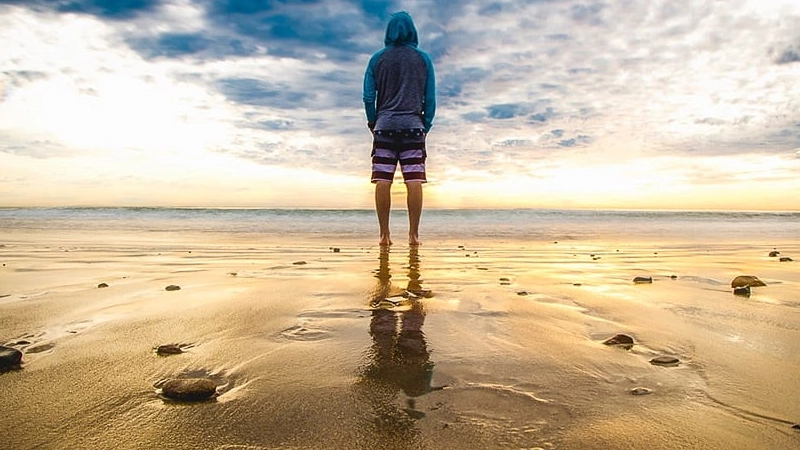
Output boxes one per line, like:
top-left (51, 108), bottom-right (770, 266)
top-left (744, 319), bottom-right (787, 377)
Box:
top-left (371, 128), bottom-right (427, 183)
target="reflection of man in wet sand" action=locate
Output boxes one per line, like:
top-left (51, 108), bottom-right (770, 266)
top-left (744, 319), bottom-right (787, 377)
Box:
top-left (358, 247), bottom-right (434, 436)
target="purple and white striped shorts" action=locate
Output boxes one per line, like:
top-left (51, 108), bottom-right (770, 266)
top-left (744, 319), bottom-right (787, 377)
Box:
top-left (371, 128), bottom-right (427, 183)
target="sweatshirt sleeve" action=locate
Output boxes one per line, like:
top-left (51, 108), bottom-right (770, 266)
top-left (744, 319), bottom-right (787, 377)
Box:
top-left (363, 55), bottom-right (378, 126)
top-left (422, 53), bottom-right (436, 133)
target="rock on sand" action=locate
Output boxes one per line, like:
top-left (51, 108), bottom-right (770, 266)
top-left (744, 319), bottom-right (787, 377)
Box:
top-left (156, 344), bottom-right (183, 355)
top-left (731, 275), bottom-right (766, 288)
top-left (161, 378), bottom-right (217, 401)
top-left (650, 356), bottom-right (681, 367)
top-left (0, 345), bottom-right (23, 371)
top-left (602, 333), bottom-right (635, 349)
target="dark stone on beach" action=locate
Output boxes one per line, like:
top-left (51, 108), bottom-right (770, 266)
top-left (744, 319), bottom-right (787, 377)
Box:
top-left (670, 275), bottom-right (678, 280)
top-left (0, 345), bottom-right (23, 371)
top-left (406, 289), bottom-right (433, 299)
top-left (331, 247), bottom-right (340, 253)
top-left (780, 257), bottom-right (793, 262)
top-left (650, 356), bottom-right (680, 367)
top-left (792, 424), bottom-right (800, 430)
top-left (517, 291), bottom-right (529, 296)
top-left (156, 344), bottom-right (183, 355)
top-left (165, 285), bottom-right (181, 291)
top-left (630, 387), bottom-right (652, 396)
top-left (731, 275), bottom-right (766, 288)
top-left (161, 378), bottom-right (217, 401)
top-left (733, 286), bottom-right (751, 297)
top-left (97, 282), bottom-right (109, 288)
top-left (293, 261), bottom-right (307, 265)
top-left (769, 250), bottom-right (780, 257)
top-left (603, 333), bottom-right (635, 349)
top-left (633, 276), bottom-right (653, 284)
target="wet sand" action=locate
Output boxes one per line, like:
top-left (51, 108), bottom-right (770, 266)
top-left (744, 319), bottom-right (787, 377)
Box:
top-left (1, 229), bottom-right (799, 449)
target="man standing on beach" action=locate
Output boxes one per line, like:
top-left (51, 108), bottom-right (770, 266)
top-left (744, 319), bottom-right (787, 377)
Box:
top-left (363, 11), bottom-right (436, 246)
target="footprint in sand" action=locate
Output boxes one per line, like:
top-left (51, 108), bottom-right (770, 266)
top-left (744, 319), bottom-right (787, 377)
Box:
top-left (6, 318), bottom-right (103, 357)
top-left (279, 320), bottom-right (330, 341)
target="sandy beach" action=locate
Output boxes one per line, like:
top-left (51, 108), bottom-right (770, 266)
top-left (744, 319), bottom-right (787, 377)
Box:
top-left (2, 221), bottom-right (800, 449)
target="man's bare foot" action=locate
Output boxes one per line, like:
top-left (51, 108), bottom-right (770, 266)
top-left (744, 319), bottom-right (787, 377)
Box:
top-left (409, 234), bottom-right (421, 246)
top-left (379, 234), bottom-right (393, 246)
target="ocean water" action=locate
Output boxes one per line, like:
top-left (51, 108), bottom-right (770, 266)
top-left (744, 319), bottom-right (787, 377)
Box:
top-left (1, 207), bottom-right (799, 243)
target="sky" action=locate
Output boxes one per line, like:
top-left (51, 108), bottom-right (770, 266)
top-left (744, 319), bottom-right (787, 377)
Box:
top-left (1, 0), bottom-right (799, 210)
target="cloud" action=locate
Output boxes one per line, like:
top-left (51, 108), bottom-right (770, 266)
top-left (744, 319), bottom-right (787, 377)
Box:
top-left (776, 47), bottom-right (800, 64)
top-left (3, 0), bottom-right (800, 208)
top-left (487, 103), bottom-right (530, 120)
top-left (0, 0), bottom-right (158, 18)
top-left (216, 78), bottom-right (315, 108)
top-left (200, 0), bottom-right (382, 62)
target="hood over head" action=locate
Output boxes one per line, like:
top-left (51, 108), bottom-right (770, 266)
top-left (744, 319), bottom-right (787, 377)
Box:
top-left (384, 11), bottom-right (418, 47)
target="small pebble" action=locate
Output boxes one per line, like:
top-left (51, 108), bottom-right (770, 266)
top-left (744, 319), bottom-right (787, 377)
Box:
top-left (161, 378), bottom-right (217, 401)
top-left (516, 291), bottom-right (529, 296)
top-left (792, 424), bottom-right (800, 430)
top-left (603, 333), bottom-right (635, 349)
top-left (292, 261), bottom-right (307, 265)
top-left (97, 282), bottom-right (109, 288)
top-left (768, 250), bottom-right (780, 257)
top-left (156, 344), bottom-right (183, 355)
top-left (670, 275), bottom-right (678, 280)
top-left (633, 276), bottom-right (653, 284)
top-left (650, 356), bottom-right (680, 367)
top-left (331, 247), bottom-right (340, 253)
top-left (165, 285), bottom-right (181, 291)
top-left (779, 257), bottom-right (793, 262)
top-left (733, 286), bottom-right (751, 297)
top-left (630, 387), bottom-right (652, 396)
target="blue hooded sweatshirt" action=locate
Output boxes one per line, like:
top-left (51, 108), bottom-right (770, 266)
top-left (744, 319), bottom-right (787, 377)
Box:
top-left (363, 12), bottom-right (436, 133)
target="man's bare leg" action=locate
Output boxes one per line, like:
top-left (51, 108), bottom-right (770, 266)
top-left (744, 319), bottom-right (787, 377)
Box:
top-left (375, 181), bottom-right (393, 246)
top-left (406, 181), bottom-right (423, 246)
